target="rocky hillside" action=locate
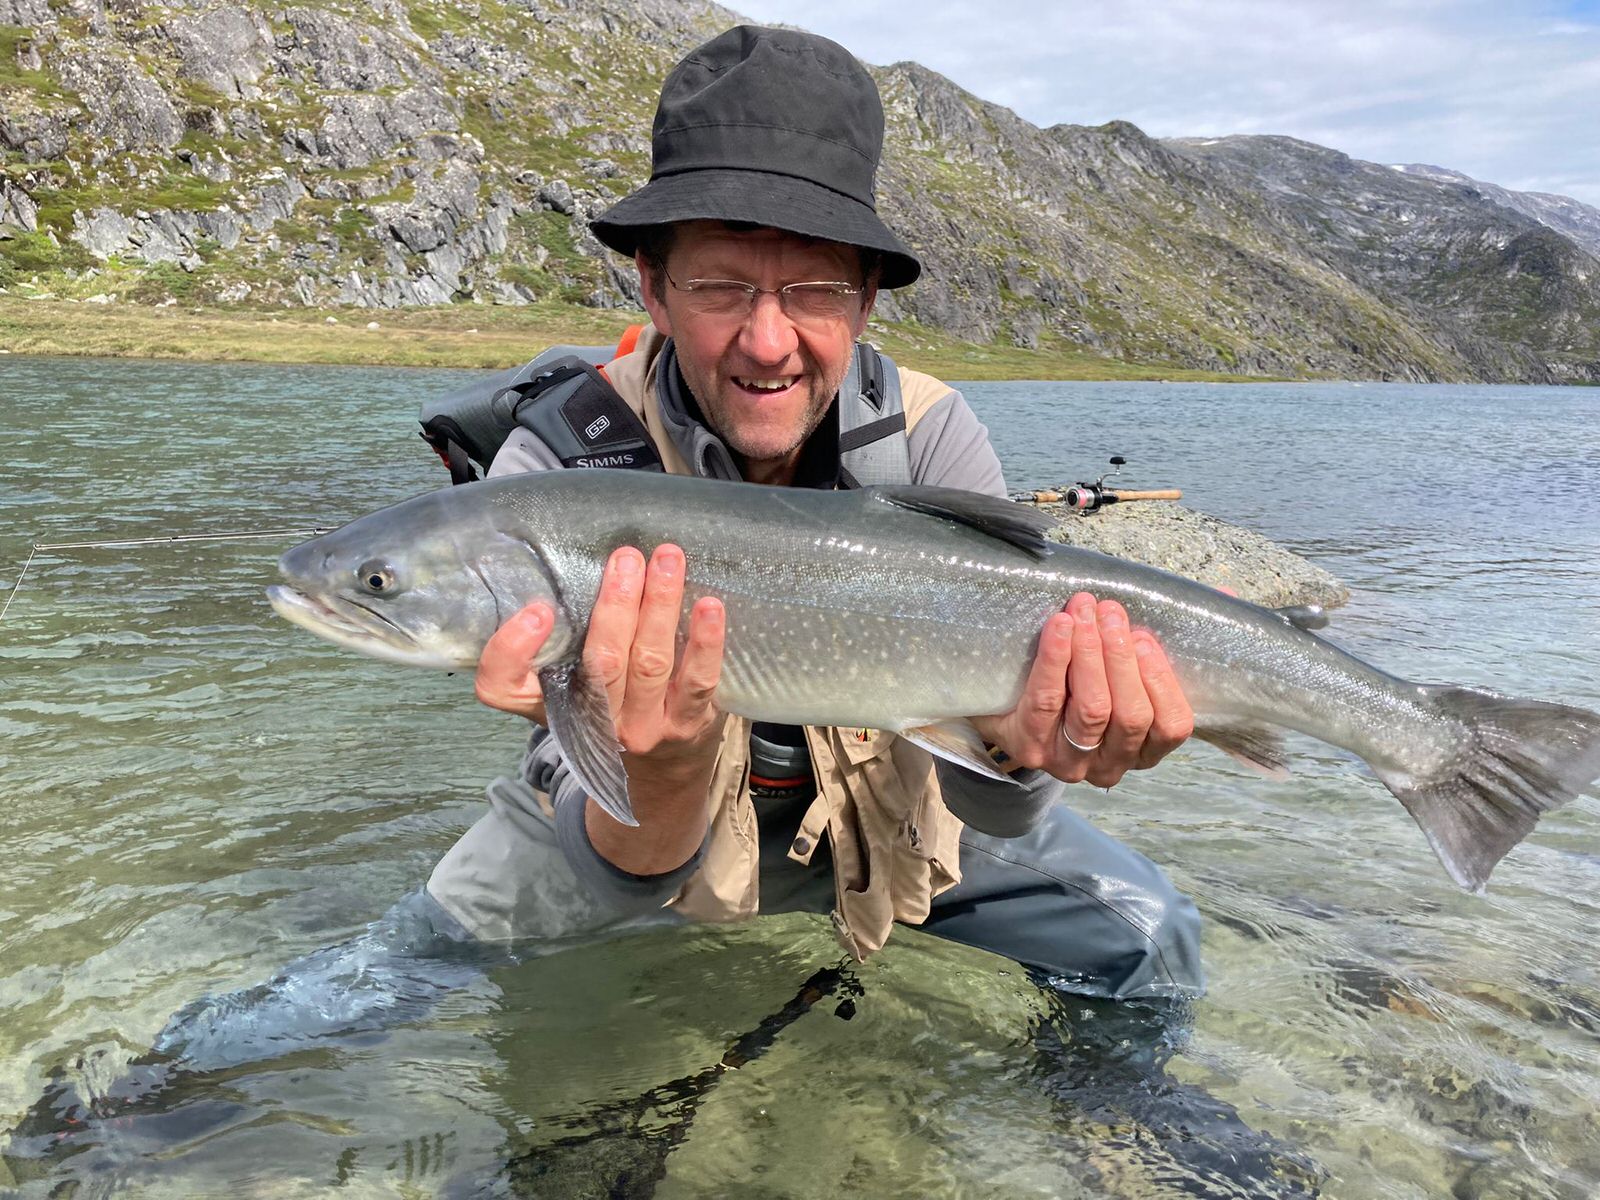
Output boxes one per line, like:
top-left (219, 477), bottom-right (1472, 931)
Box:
top-left (3, 0), bottom-right (1598, 383)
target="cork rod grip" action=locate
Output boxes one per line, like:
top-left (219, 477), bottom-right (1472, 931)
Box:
top-left (1105, 489), bottom-right (1183, 502)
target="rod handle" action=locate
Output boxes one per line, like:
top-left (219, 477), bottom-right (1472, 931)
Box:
top-left (1105, 489), bottom-right (1182, 502)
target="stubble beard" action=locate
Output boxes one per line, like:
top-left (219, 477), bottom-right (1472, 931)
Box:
top-left (684, 352), bottom-right (851, 468)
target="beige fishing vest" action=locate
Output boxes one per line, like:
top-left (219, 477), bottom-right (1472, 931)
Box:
top-left (601, 328), bottom-right (968, 959)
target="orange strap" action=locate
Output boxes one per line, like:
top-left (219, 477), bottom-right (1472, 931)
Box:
top-left (615, 323), bottom-right (645, 359)
top-left (599, 323), bottom-right (646, 384)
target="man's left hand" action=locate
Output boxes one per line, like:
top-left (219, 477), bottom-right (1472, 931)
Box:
top-left (970, 592), bottom-right (1194, 788)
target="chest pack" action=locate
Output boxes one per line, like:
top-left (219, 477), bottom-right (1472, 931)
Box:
top-left (418, 326), bottom-right (911, 488)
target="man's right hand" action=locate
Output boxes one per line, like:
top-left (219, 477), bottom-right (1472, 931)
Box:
top-left (474, 544), bottom-right (727, 876)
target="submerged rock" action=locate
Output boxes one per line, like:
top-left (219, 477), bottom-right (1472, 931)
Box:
top-left (1040, 501), bottom-right (1349, 610)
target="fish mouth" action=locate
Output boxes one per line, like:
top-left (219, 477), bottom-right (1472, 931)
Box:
top-left (265, 585), bottom-right (467, 670)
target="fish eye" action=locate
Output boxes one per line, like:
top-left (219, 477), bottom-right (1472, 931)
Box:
top-left (356, 559), bottom-right (398, 594)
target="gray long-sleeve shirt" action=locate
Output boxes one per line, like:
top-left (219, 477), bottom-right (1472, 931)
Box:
top-left (488, 367), bottom-right (1065, 914)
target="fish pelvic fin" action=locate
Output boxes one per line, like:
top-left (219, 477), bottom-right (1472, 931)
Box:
top-left (1192, 719), bottom-right (1291, 780)
top-left (539, 661), bottom-right (637, 828)
top-left (1380, 686), bottom-right (1600, 893)
top-left (899, 719), bottom-right (1021, 785)
top-left (867, 485), bottom-right (1055, 559)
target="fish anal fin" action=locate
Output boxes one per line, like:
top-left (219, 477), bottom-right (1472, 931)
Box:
top-left (1193, 719), bottom-right (1291, 780)
top-left (868, 485), bottom-right (1055, 559)
top-left (898, 719), bottom-right (1021, 785)
top-left (539, 660), bottom-right (637, 827)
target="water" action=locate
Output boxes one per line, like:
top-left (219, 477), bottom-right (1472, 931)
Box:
top-left (1, 359), bottom-right (1597, 1197)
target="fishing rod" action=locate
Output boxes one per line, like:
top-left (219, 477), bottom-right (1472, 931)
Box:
top-left (1010, 456), bottom-right (1183, 513)
top-left (500, 960), bottom-right (862, 1194)
top-left (0, 525), bottom-right (334, 625)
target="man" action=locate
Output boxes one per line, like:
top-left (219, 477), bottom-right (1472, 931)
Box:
top-left (426, 25), bottom-right (1204, 998)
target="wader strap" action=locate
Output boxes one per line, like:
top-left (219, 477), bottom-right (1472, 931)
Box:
top-left (419, 337), bottom-right (649, 482)
top-left (445, 434), bottom-right (475, 485)
top-left (419, 347), bottom-right (663, 481)
top-left (503, 357), bottom-right (664, 473)
top-left (838, 412), bottom-right (906, 454)
top-left (418, 412), bottom-right (488, 483)
top-left (836, 344), bottom-right (910, 489)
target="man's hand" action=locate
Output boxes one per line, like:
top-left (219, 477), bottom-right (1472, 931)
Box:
top-left (971, 592), bottom-right (1194, 788)
top-left (474, 544), bottom-right (727, 875)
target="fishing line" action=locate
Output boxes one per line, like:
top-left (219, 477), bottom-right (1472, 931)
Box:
top-left (1, 525), bottom-right (333, 626)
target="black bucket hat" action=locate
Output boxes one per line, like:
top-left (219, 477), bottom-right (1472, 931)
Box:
top-left (589, 25), bottom-right (921, 289)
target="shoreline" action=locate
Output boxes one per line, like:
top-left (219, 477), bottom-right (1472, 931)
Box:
top-left (0, 297), bottom-right (1272, 382)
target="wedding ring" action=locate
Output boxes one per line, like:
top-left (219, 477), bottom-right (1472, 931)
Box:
top-left (1062, 729), bottom-right (1103, 754)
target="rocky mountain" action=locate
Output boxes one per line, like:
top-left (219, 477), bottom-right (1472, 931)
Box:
top-left (1389, 163), bottom-right (1600, 261)
top-left (1165, 136), bottom-right (1600, 382)
top-left (2, 0), bottom-right (1598, 382)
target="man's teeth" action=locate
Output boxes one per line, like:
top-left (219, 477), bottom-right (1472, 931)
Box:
top-left (737, 378), bottom-right (792, 392)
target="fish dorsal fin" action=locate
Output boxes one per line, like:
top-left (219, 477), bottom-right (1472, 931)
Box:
top-left (867, 485), bottom-right (1055, 559)
top-left (1274, 604), bottom-right (1329, 631)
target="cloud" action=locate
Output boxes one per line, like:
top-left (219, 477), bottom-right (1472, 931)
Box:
top-left (728, 0), bottom-right (1600, 206)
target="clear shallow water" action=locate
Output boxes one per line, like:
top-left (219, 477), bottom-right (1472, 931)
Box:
top-left (0, 359), bottom-right (1596, 1197)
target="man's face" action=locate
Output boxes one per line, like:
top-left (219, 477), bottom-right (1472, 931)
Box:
top-left (637, 222), bottom-right (877, 471)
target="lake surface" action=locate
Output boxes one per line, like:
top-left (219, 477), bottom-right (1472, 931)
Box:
top-left (1, 357), bottom-right (1597, 1198)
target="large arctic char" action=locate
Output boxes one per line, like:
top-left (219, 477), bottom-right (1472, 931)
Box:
top-left (267, 470), bottom-right (1600, 891)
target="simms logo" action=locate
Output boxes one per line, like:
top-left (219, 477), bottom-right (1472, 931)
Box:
top-left (575, 453), bottom-right (636, 468)
top-left (584, 415), bottom-right (612, 440)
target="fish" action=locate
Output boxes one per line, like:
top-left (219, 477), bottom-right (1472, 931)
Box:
top-left (267, 470), bottom-right (1600, 891)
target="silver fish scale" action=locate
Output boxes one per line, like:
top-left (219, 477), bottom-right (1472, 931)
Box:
top-left (676, 510), bottom-right (1056, 727)
top-left (499, 472), bottom-right (1460, 760)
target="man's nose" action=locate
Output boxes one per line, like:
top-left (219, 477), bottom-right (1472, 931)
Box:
top-left (737, 291), bottom-right (799, 363)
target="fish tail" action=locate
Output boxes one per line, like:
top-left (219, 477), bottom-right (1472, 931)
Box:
top-left (1377, 686), bottom-right (1600, 892)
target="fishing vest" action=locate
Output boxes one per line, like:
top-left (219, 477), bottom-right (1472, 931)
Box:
top-left (426, 326), bottom-right (968, 960)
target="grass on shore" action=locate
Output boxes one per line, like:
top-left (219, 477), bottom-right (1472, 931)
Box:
top-left (0, 296), bottom-right (1259, 382)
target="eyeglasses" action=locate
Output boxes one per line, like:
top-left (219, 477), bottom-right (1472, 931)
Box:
top-left (663, 269), bottom-right (864, 323)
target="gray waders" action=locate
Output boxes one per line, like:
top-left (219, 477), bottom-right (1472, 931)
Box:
top-left (426, 763), bottom-right (1203, 1000)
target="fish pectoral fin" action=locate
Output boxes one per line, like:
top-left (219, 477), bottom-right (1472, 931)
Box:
top-left (899, 719), bottom-right (1021, 785)
top-left (538, 660), bottom-right (637, 827)
top-left (1193, 719), bottom-right (1291, 780)
top-left (867, 485), bottom-right (1055, 559)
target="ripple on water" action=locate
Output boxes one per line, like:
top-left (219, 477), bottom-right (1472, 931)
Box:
top-left (4, 366), bottom-right (1598, 1196)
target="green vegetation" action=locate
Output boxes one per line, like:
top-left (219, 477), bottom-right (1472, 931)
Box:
top-left (172, 77), bottom-right (231, 110)
top-left (120, 261), bottom-right (220, 304)
top-left (135, 168), bottom-right (234, 213)
top-left (0, 230), bottom-right (94, 286)
top-left (0, 295), bottom-right (1259, 380)
top-left (508, 209), bottom-right (602, 302)
top-left (405, 0), bottom-right (511, 43)
top-left (461, 92), bottom-right (529, 162)
top-left (0, 25), bottom-right (64, 96)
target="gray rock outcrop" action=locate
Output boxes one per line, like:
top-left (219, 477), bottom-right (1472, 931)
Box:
top-left (1, 178), bottom-right (39, 233)
top-left (54, 51), bottom-right (185, 157)
top-left (1045, 502), bottom-right (1349, 610)
top-left (164, 6), bottom-right (275, 100)
top-left (284, 87), bottom-right (464, 170)
top-left (0, 0), bottom-right (51, 24)
top-left (69, 204), bottom-right (244, 265)
top-left (276, 7), bottom-right (435, 91)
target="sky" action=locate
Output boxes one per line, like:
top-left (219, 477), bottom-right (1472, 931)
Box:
top-left (728, 0), bottom-right (1600, 207)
